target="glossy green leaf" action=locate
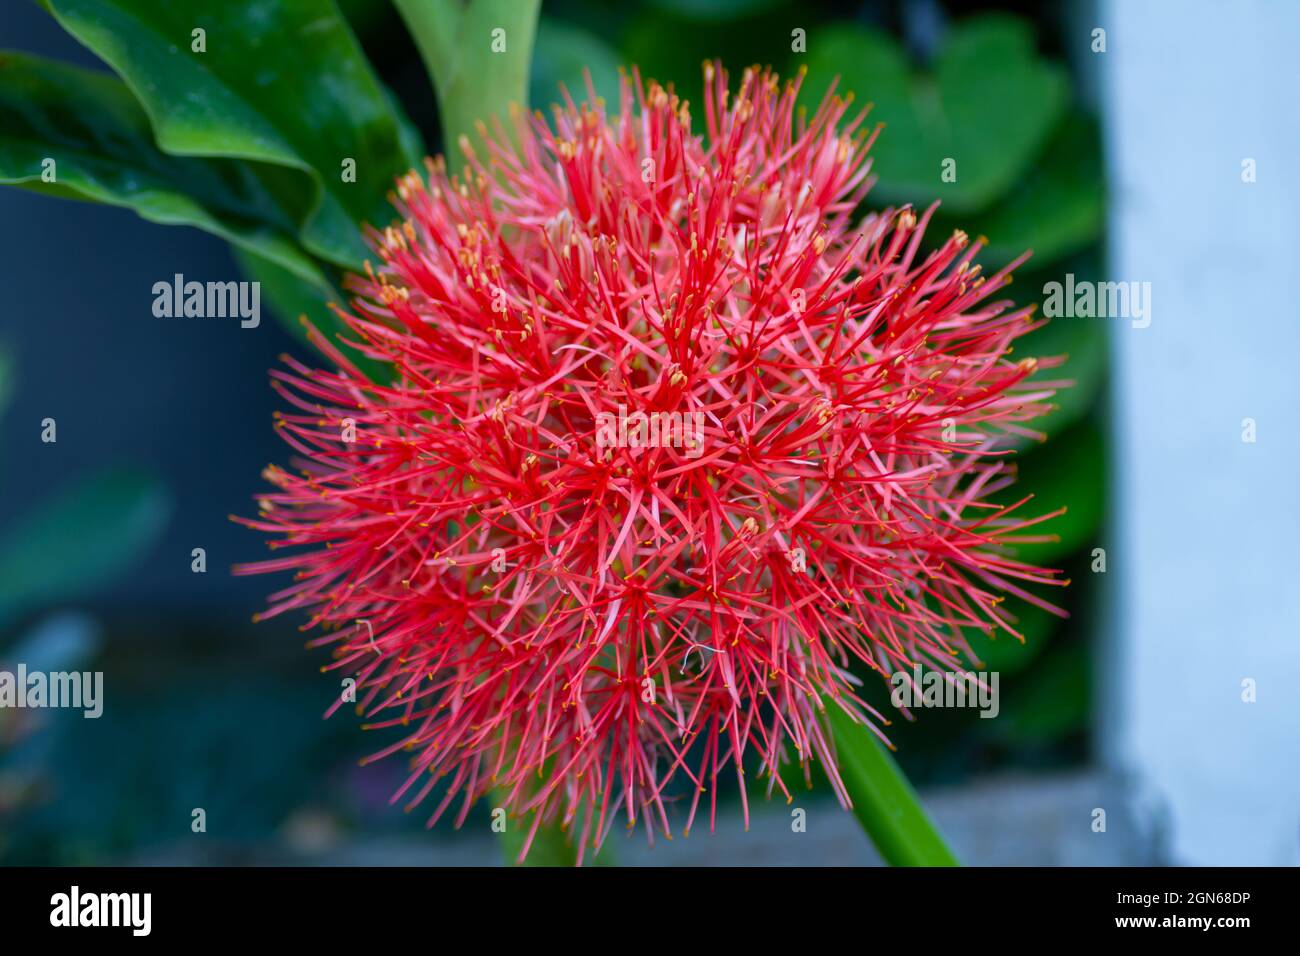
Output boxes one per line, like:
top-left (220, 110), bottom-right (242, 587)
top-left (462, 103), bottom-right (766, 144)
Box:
top-left (803, 14), bottom-right (1067, 214)
top-left (824, 701), bottom-right (959, 865)
top-left (230, 245), bottom-right (340, 346)
top-left (0, 51), bottom-right (331, 291)
top-left (231, 245), bottom-right (393, 382)
top-left (0, 467), bottom-right (171, 624)
top-left (530, 18), bottom-right (622, 111)
top-left (41, 0), bottom-right (424, 268)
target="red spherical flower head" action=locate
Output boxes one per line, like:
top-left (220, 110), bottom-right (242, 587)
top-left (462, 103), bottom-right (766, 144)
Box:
top-left (237, 63), bottom-right (1067, 862)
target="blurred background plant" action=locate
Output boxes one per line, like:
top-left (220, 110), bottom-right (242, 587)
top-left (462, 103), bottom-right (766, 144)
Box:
top-left (0, 342), bottom-right (170, 859)
top-left (0, 0), bottom-right (1105, 864)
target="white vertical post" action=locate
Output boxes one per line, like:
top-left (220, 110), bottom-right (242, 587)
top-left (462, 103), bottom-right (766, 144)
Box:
top-left (1102, 0), bottom-right (1300, 864)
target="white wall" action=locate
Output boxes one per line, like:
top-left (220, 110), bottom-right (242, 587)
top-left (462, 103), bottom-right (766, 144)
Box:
top-left (1102, 0), bottom-right (1300, 864)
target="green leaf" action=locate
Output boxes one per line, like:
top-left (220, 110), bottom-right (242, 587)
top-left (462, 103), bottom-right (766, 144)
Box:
top-left (0, 467), bottom-right (171, 624)
top-left (530, 18), bottom-right (622, 111)
top-left (803, 14), bottom-right (1068, 214)
top-left (824, 701), bottom-right (959, 865)
top-left (940, 115), bottom-right (1105, 269)
top-left (41, 0), bottom-right (424, 268)
top-left (230, 245), bottom-right (340, 345)
top-left (1008, 419), bottom-right (1105, 566)
top-left (0, 51), bottom-right (331, 291)
top-left (231, 246), bottom-right (393, 383)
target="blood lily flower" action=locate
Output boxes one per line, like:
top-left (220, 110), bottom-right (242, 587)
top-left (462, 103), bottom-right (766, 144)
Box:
top-left (236, 64), bottom-right (1066, 862)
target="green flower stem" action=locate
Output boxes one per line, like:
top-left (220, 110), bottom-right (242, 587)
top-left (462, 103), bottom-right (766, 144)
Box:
top-left (393, 0), bottom-right (540, 172)
top-left (403, 0), bottom-right (553, 866)
top-left (495, 799), bottom-right (577, 867)
top-left (491, 782), bottom-right (617, 867)
top-left (825, 701), bottom-right (959, 866)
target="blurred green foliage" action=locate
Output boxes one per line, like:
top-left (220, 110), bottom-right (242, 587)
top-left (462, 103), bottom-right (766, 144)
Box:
top-left (0, 348), bottom-right (171, 630)
top-left (0, 344), bottom-right (171, 854)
